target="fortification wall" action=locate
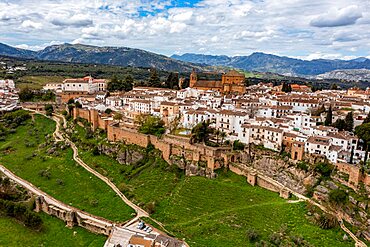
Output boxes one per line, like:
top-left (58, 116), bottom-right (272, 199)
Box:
top-left (107, 124), bottom-right (150, 147)
top-left (0, 165), bottom-right (114, 236)
top-left (74, 108), bottom-right (232, 171)
top-left (229, 164), bottom-right (285, 196)
top-left (335, 163), bottom-right (368, 187)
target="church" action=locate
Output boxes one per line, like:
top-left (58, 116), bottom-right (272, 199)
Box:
top-left (189, 70), bottom-right (246, 94)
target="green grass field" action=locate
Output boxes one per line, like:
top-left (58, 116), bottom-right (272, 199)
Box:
top-left (17, 75), bottom-right (65, 89)
top-left (0, 213), bottom-right (106, 247)
top-left (79, 148), bottom-right (352, 247)
top-left (0, 115), bottom-right (135, 222)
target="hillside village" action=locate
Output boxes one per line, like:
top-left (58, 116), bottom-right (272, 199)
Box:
top-left (36, 72), bottom-right (370, 169)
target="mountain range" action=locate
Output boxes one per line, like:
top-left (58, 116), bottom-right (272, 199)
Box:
top-left (0, 43), bottom-right (200, 72)
top-left (316, 69), bottom-right (370, 81)
top-left (171, 53), bottom-right (370, 76)
top-left (1, 42), bottom-right (370, 78)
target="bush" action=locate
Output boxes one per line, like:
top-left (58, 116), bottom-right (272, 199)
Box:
top-left (145, 201), bottom-right (156, 214)
top-left (297, 161), bottom-right (309, 171)
top-left (314, 162), bottom-right (333, 177)
top-left (329, 189), bottom-right (348, 205)
top-left (0, 199), bottom-right (42, 230)
top-left (233, 140), bottom-right (245, 151)
top-left (315, 213), bottom-right (338, 229)
top-left (246, 228), bottom-right (259, 242)
top-left (56, 179), bottom-right (64, 186)
top-left (38, 169), bottom-right (51, 179)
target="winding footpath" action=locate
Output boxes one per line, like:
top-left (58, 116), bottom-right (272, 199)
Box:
top-left (48, 112), bottom-right (171, 233)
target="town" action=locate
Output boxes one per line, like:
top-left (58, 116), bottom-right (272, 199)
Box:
top-left (1, 67), bottom-right (370, 246)
top-left (36, 71), bottom-right (370, 167)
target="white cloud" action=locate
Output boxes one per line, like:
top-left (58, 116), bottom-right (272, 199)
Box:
top-left (310, 5), bottom-right (363, 27)
top-left (0, 0), bottom-right (369, 59)
top-left (20, 20), bottom-right (42, 29)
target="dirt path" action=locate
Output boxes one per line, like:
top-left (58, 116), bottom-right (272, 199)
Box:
top-left (48, 112), bottom-right (171, 234)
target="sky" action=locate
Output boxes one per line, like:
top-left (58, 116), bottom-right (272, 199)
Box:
top-left (1, 0), bottom-right (370, 60)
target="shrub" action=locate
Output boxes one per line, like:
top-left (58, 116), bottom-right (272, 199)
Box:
top-left (329, 189), bottom-right (348, 205)
top-left (297, 161), bottom-right (309, 171)
top-left (145, 201), bottom-right (156, 214)
top-left (246, 228), bottom-right (259, 242)
top-left (269, 232), bottom-right (282, 245)
top-left (56, 179), bottom-right (64, 186)
top-left (233, 140), bottom-right (245, 151)
top-left (314, 162), bottom-right (333, 177)
top-left (315, 213), bottom-right (338, 229)
top-left (38, 169), bottom-right (51, 179)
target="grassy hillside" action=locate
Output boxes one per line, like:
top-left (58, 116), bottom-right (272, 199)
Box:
top-left (73, 125), bottom-right (352, 247)
top-left (0, 114), bottom-right (135, 222)
top-left (0, 213), bottom-right (106, 247)
top-left (17, 75), bottom-right (65, 90)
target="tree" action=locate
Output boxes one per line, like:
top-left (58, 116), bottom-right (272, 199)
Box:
top-left (123, 74), bottom-right (134, 91)
top-left (363, 112), bottom-right (370, 124)
top-left (324, 105), bottom-right (333, 126)
top-left (214, 129), bottom-right (221, 144)
top-left (344, 111), bottom-right (354, 132)
top-left (44, 104), bottom-right (54, 116)
top-left (165, 72), bottom-right (179, 89)
top-left (355, 122), bottom-right (370, 164)
top-left (330, 83), bottom-right (338, 90)
top-left (332, 119), bottom-right (346, 131)
top-left (233, 140), bottom-right (245, 150)
top-left (107, 75), bottom-right (133, 92)
top-left (168, 115), bottom-right (181, 134)
top-left (113, 112), bottom-right (123, 122)
top-left (220, 131), bottom-right (227, 145)
top-left (281, 82), bottom-right (292, 93)
top-left (148, 68), bottom-right (161, 88)
top-left (105, 108), bottom-right (112, 114)
top-left (19, 87), bottom-right (34, 102)
top-left (329, 189), bottom-right (348, 205)
top-left (138, 115), bottom-right (165, 137)
top-left (190, 120), bottom-right (214, 144)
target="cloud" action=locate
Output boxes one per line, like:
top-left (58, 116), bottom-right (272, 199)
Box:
top-left (49, 14), bottom-right (93, 27)
top-left (310, 5), bottom-right (363, 27)
top-left (14, 41), bottom-right (63, 51)
top-left (0, 0), bottom-right (369, 59)
top-left (21, 20), bottom-right (42, 29)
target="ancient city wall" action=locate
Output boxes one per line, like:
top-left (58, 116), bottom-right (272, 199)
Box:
top-left (229, 164), bottom-right (287, 197)
top-left (335, 162), bottom-right (370, 187)
top-left (74, 109), bottom-right (232, 169)
top-left (0, 165), bottom-right (114, 236)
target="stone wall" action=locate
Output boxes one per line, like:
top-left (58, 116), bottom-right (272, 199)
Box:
top-left (335, 162), bottom-right (370, 188)
top-left (229, 164), bottom-right (289, 198)
top-left (75, 108), bottom-right (233, 170)
top-left (73, 108), bottom-right (111, 131)
top-left (35, 195), bottom-right (113, 235)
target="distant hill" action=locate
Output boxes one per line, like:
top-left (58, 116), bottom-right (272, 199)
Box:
top-left (0, 43), bottom-right (201, 72)
top-left (317, 69), bottom-right (370, 81)
top-left (171, 53), bottom-right (370, 76)
top-left (0, 43), bottom-right (36, 59)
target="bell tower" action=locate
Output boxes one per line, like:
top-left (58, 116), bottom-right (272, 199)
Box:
top-left (190, 70), bottom-right (197, 88)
